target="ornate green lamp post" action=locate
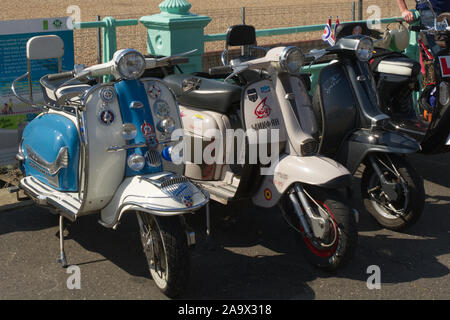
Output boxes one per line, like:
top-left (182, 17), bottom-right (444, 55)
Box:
top-left (140, 0), bottom-right (211, 73)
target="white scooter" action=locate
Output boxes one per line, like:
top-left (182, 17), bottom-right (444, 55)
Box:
top-left (163, 27), bottom-right (358, 271)
top-left (11, 35), bottom-right (208, 297)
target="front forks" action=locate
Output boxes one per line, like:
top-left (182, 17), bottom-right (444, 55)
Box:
top-left (288, 185), bottom-right (328, 239)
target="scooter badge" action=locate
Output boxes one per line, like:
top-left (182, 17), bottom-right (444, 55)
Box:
top-left (182, 195), bottom-right (194, 208)
top-left (100, 87), bottom-right (116, 102)
top-left (148, 84), bottom-right (161, 99)
top-left (99, 109), bottom-right (115, 125)
top-left (254, 97), bottom-right (272, 119)
top-left (264, 188), bottom-right (272, 201)
top-left (247, 88), bottom-right (258, 102)
top-left (261, 85), bottom-right (271, 93)
top-left (141, 121), bottom-right (154, 137)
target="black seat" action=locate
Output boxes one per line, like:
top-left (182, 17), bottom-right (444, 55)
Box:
top-left (164, 74), bottom-right (242, 114)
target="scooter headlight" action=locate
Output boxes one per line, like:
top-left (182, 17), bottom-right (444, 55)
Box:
top-left (439, 82), bottom-right (450, 106)
top-left (114, 49), bottom-right (146, 80)
top-left (356, 37), bottom-right (374, 62)
top-left (122, 123), bottom-right (138, 141)
top-left (280, 46), bottom-right (304, 73)
top-left (127, 154), bottom-right (145, 171)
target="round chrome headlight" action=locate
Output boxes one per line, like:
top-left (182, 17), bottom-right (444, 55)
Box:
top-left (280, 46), bottom-right (304, 73)
top-left (127, 154), bottom-right (145, 171)
top-left (122, 123), bottom-right (137, 141)
top-left (356, 37), bottom-right (374, 62)
top-left (114, 49), bottom-right (146, 80)
top-left (157, 117), bottom-right (176, 135)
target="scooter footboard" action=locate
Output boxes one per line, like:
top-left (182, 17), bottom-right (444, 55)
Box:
top-left (100, 172), bottom-right (209, 229)
top-left (252, 154), bottom-right (351, 208)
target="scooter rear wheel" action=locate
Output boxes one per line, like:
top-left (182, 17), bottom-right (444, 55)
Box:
top-left (361, 154), bottom-right (425, 231)
top-left (281, 186), bottom-right (358, 271)
top-left (137, 212), bottom-right (190, 298)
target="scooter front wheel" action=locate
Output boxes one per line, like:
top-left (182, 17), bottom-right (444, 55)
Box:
top-left (137, 212), bottom-right (190, 298)
top-left (361, 154), bottom-right (425, 231)
top-left (281, 186), bottom-right (358, 271)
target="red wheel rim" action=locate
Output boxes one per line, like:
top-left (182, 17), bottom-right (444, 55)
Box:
top-left (301, 201), bottom-right (339, 258)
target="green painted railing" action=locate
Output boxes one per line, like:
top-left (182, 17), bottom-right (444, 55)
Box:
top-left (75, 17), bottom-right (138, 63)
top-left (74, 5), bottom-right (420, 88)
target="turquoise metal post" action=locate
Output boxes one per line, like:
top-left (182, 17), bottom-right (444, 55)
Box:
top-left (139, 0), bottom-right (211, 73)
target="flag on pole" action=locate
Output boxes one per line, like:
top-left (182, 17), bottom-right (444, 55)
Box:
top-left (322, 16), bottom-right (335, 46)
top-left (334, 16), bottom-right (340, 36)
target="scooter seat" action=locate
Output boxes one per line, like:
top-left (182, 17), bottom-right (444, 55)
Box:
top-left (374, 56), bottom-right (421, 77)
top-left (40, 75), bottom-right (91, 106)
top-left (164, 74), bottom-right (242, 114)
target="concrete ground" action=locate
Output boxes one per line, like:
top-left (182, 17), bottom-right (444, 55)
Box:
top-left (0, 153), bottom-right (448, 300)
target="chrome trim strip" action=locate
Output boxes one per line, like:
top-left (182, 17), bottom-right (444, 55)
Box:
top-left (26, 145), bottom-right (68, 176)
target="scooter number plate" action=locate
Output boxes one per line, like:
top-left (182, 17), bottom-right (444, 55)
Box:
top-left (438, 56), bottom-right (450, 78)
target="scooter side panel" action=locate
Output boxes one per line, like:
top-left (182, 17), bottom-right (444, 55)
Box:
top-left (251, 154), bottom-right (352, 208)
top-left (22, 113), bottom-right (80, 191)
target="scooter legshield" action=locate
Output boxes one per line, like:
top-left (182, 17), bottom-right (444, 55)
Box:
top-left (242, 79), bottom-right (287, 141)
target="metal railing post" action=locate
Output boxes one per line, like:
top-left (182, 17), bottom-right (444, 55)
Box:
top-left (352, 2), bottom-right (356, 22)
top-left (358, 0), bottom-right (363, 20)
top-left (96, 15), bottom-right (102, 65)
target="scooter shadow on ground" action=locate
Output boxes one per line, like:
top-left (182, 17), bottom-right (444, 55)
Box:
top-left (0, 206), bottom-right (58, 236)
top-left (63, 213), bottom-right (151, 279)
top-left (181, 199), bottom-right (448, 298)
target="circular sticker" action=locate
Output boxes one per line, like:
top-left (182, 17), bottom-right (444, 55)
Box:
top-left (100, 87), bottom-right (116, 103)
top-left (148, 84), bottom-right (161, 100)
top-left (141, 121), bottom-right (154, 137)
top-left (99, 109), bottom-right (115, 125)
top-left (264, 188), bottom-right (273, 201)
top-left (154, 99), bottom-right (171, 118)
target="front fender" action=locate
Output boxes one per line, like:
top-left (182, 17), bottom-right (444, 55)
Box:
top-left (100, 172), bottom-right (209, 229)
top-left (337, 129), bottom-right (421, 174)
top-left (252, 154), bottom-right (352, 208)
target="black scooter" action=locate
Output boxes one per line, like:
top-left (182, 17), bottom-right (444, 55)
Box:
top-left (334, 11), bottom-right (450, 156)
top-left (306, 35), bottom-right (425, 231)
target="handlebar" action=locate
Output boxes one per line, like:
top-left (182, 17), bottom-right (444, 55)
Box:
top-left (209, 65), bottom-right (233, 75)
top-left (166, 56), bottom-right (189, 66)
top-left (47, 71), bottom-right (74, 81)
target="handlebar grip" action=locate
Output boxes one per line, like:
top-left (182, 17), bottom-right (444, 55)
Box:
top-left (209, 65), bottom-right (233, 75)
top-left (168, 57), bottom-right (189, 65)
top-left (47, 71), bottom-right (74, 81)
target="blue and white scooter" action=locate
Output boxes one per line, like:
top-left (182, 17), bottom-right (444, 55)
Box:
top-left (11, 35), bottom-right (209, 297)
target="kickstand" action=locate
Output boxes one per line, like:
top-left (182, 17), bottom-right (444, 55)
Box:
top-left (203, 203), bottom-right (216, 251)
top-left (56, 215), bottom-right (68, 268)
top-left (206, 202), bottom-right (211, 239)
